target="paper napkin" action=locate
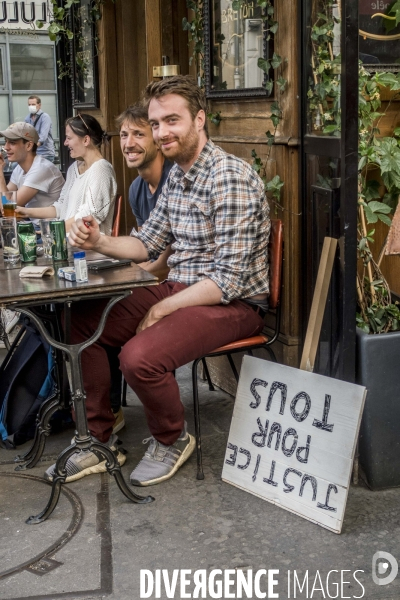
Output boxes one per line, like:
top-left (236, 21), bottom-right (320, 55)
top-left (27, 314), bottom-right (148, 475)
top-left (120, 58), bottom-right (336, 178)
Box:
top-left (19, 265), bottom-right (55, 278)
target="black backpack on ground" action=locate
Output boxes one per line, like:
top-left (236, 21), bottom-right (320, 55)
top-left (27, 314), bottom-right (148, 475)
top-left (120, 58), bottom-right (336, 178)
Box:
top-left (0, 324), bottom-right (56, 448)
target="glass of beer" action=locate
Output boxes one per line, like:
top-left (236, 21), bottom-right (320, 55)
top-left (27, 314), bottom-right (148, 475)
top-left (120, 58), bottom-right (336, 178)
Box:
top-left (0, 217), bottom-right (20, 265)
top-left (2, 191), bottom-right (17, 218)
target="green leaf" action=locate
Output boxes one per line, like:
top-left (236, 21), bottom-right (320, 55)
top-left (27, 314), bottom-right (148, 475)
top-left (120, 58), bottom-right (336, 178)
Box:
top-left (265, 130), bottom-right (275, 146)
top-left (276, 77), bottom-right (287, 92)
top-left (257, 58), bottom-right (271, 73)
top-left (367, 201), bottom-right (392, 214)
top-left (363, 205), bottom-right (378, 223)
top-left (358, 156), bottom-right (367, 171)
top-left (378, 214), bottom-right (392, 226)
top-left (271, 52), bottom-right (282, 69)
top-left (264, 80), bottom-right (273, 94)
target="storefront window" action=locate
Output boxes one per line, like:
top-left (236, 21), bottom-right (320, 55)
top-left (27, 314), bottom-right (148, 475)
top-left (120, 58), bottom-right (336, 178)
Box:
top-left (204, 0), bottom-right (271, 98)
top-left (0, 35), bottom-right (59, 161)
top-left (359, 0), bottom-right (400, 69)
top-left (10, 44), bottom-right (56, 90)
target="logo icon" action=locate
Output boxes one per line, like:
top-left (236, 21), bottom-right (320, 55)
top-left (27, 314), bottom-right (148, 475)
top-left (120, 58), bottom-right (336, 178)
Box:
top-left (372, 551), bottom-right (398, 586)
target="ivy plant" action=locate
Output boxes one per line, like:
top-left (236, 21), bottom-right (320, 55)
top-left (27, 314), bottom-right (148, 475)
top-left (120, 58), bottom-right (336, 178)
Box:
top-left (38, 0), bottom-right (106, 79)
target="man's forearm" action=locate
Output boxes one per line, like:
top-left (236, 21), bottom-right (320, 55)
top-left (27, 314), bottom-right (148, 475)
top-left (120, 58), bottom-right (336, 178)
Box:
top-left (94, 234), bottom-right (150, 262)
top-left (154, 278), bottom-right (223, 319)
top-left (0, 169), bottom-right (8, 193)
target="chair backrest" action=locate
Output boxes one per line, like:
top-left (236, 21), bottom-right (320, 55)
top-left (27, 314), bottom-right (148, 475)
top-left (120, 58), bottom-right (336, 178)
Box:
top-left (111, 195), bottom-right (123, 237)
top-left (268, 219), bottom-right (284, 310)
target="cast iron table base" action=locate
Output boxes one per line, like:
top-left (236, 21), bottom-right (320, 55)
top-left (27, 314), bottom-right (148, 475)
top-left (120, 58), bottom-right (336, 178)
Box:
top-left (11, 294), bottom-right (154, 524)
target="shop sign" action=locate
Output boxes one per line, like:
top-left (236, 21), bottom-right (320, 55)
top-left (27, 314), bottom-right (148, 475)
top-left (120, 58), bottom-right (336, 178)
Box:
top-left (222, 356), bottom-right (366, 534)
top-left (0, 1), bottom-right (50, 32)
top-left (359, 0), bottom-right (390, 15)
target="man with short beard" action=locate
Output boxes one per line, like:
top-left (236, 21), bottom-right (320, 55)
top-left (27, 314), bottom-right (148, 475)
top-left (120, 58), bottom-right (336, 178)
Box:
top-left (117, 103), bottom-right (173, 278)
top-left (44, 76), bottom-right (271, 488)
top-left (108, 104), bottom-right (173, 434)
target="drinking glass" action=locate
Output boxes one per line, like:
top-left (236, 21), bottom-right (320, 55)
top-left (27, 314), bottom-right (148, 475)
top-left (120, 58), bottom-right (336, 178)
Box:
top-left (2, 191), bottom-right (17, 218)
top-left (0, 217), bottom-right (20, 265)
top-left (39, 218), bottom-right (53, 259)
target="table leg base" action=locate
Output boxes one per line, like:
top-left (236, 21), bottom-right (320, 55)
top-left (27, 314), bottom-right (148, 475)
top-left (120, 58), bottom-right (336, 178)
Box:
top-left (25, 440), bottom-right (154, 524)
top-left (15, 398), bottom-right (61, 469)
top-left (26, 479), bottom-right (63, 524)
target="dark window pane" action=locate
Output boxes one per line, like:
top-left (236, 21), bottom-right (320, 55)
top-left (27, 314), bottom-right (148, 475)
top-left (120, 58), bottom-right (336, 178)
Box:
top-left (359, 0), bottom-right (400, 68)
top-left (10, 44), bottom-right (55, 91)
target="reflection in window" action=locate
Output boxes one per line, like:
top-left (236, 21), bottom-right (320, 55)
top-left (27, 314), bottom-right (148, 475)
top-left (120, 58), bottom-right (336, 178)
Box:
top-left (72, 0), bottom-right (96, 106)
top-left (211, 1), bottom-right (265, 91)
top-left (10, 45), bottom-right (55, 91)
top-left (359, 0), bottom-right (400, 69)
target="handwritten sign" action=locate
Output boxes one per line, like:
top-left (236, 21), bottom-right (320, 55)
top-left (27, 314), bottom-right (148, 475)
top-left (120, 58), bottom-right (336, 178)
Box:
top-left (222, 356), bottom-right (366, 534)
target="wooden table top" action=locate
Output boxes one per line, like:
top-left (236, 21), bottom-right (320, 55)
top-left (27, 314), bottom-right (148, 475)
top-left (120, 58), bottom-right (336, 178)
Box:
top-left (0, 249), bottom-right (158, 307)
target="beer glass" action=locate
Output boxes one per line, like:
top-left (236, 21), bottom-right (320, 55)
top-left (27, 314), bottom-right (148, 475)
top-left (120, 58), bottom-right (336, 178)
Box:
top-left (0, 217), bottom-right (20, 265)
top-left (2, 191), bottom-right (17, 218)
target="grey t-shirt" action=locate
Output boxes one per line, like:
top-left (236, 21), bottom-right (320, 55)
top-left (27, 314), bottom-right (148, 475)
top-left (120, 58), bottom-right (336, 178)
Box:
top-left (128, 159), bottom-right (173, 226)
top-left (11, 155), bottom-right (64, 210)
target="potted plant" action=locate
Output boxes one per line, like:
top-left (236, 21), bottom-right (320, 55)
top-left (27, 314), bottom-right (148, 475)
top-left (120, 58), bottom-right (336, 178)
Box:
top-left (355, 67), bottom-right (400, 490)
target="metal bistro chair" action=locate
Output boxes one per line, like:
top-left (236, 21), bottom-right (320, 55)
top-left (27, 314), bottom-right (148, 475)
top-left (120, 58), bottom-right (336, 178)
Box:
top-left (111, 194), bottom-right (123, 238)
top-left (192, 218), bottom-right (284, 480)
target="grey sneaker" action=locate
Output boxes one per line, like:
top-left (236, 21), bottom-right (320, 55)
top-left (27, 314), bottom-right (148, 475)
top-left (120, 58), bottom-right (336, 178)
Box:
top-left (130, 423), bottom-right (195, 486)
top-left (44, 434), bottom-right (126, 483)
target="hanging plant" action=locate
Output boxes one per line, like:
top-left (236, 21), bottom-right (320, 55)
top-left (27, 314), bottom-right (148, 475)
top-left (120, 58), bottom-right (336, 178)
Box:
top-left (37, 0), bottom-right (106, 79)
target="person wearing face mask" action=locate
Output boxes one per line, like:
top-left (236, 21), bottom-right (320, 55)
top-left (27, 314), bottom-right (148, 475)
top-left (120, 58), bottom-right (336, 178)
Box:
top-left (24, 95), bottom-right (56, 163)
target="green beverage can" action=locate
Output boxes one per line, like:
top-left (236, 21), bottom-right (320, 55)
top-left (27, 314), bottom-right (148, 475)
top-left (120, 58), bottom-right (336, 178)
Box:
top-left (50, 220), bottom-right (68, 261)
top-left (17, 221), bottom-right (37, 262)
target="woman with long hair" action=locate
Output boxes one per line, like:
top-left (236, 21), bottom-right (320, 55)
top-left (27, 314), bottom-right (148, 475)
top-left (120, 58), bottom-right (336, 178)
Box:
top-left (16, 114), bottom-right (117, 234)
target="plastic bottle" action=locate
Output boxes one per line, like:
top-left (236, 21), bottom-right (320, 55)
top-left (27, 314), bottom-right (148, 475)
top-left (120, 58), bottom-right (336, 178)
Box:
top-left (74, 251), bottom-right (88, 282)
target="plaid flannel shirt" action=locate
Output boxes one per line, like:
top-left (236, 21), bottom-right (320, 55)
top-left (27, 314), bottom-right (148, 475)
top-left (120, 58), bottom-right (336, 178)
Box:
top-left (131, 140), bottom-right (270, 304)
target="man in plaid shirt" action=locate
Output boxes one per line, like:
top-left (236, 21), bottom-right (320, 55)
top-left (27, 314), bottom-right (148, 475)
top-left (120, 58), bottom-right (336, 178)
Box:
top-left (46, 76), bottom-right (271, 487)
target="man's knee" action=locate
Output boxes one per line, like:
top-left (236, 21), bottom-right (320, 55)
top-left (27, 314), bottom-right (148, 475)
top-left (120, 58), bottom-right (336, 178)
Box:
top-left (119, 338), bottom-right (163, 384)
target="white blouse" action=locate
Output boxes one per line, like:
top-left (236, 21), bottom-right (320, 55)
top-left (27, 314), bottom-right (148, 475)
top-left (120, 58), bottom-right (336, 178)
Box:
top-left (53, 159), bottom-right (117, 235)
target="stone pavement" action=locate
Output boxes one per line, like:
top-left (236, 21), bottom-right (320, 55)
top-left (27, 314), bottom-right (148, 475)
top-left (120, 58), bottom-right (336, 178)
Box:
top-left (1, 355), bottom-right (400, 600)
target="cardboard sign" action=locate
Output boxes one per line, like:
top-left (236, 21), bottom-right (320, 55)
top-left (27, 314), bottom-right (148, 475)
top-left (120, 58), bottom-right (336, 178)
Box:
top-left (222, 356), bottom-right (367, 534)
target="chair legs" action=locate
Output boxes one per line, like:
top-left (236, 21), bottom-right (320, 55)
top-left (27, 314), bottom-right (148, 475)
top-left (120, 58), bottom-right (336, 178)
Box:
top-left (192, 358), bottom-right (205, 480)
top-left (192, 344), bottom-right (277, 480)
top-left (201, 358), bottom-right (214, 391)
top-left (122, 378), bottom-right (127, 407)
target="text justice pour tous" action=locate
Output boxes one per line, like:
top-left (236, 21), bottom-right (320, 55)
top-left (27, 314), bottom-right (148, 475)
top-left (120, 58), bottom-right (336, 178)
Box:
top-left (225, 378), bottom-right (342, 511)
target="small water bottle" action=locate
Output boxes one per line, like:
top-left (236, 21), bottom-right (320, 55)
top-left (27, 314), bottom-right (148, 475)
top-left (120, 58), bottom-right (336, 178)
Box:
top-left (74, 251), bottom-right (88, 282)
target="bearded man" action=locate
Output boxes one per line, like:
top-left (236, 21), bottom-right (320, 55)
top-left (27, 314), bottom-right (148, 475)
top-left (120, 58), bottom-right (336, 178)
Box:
top-left (45, 75), bottom-right (271, 488)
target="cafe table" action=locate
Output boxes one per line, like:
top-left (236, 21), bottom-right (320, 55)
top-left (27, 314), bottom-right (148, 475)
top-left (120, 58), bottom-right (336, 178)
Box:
top-left (0, 249), bottom-right (158, 523)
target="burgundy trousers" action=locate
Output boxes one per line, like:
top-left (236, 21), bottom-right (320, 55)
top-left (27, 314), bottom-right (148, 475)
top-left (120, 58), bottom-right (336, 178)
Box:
top-left (70, 281), bottom-right (265, 444)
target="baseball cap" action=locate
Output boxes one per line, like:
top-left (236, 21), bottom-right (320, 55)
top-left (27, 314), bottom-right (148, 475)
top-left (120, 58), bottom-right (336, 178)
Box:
top-left (0, 122), bottom-right (39, 144)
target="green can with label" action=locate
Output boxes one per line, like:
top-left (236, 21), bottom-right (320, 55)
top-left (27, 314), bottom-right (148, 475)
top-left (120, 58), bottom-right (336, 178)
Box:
top-left (17, 221), bottom-right (37, 262)
top-left (50, 220), bottom-right (68, 261)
